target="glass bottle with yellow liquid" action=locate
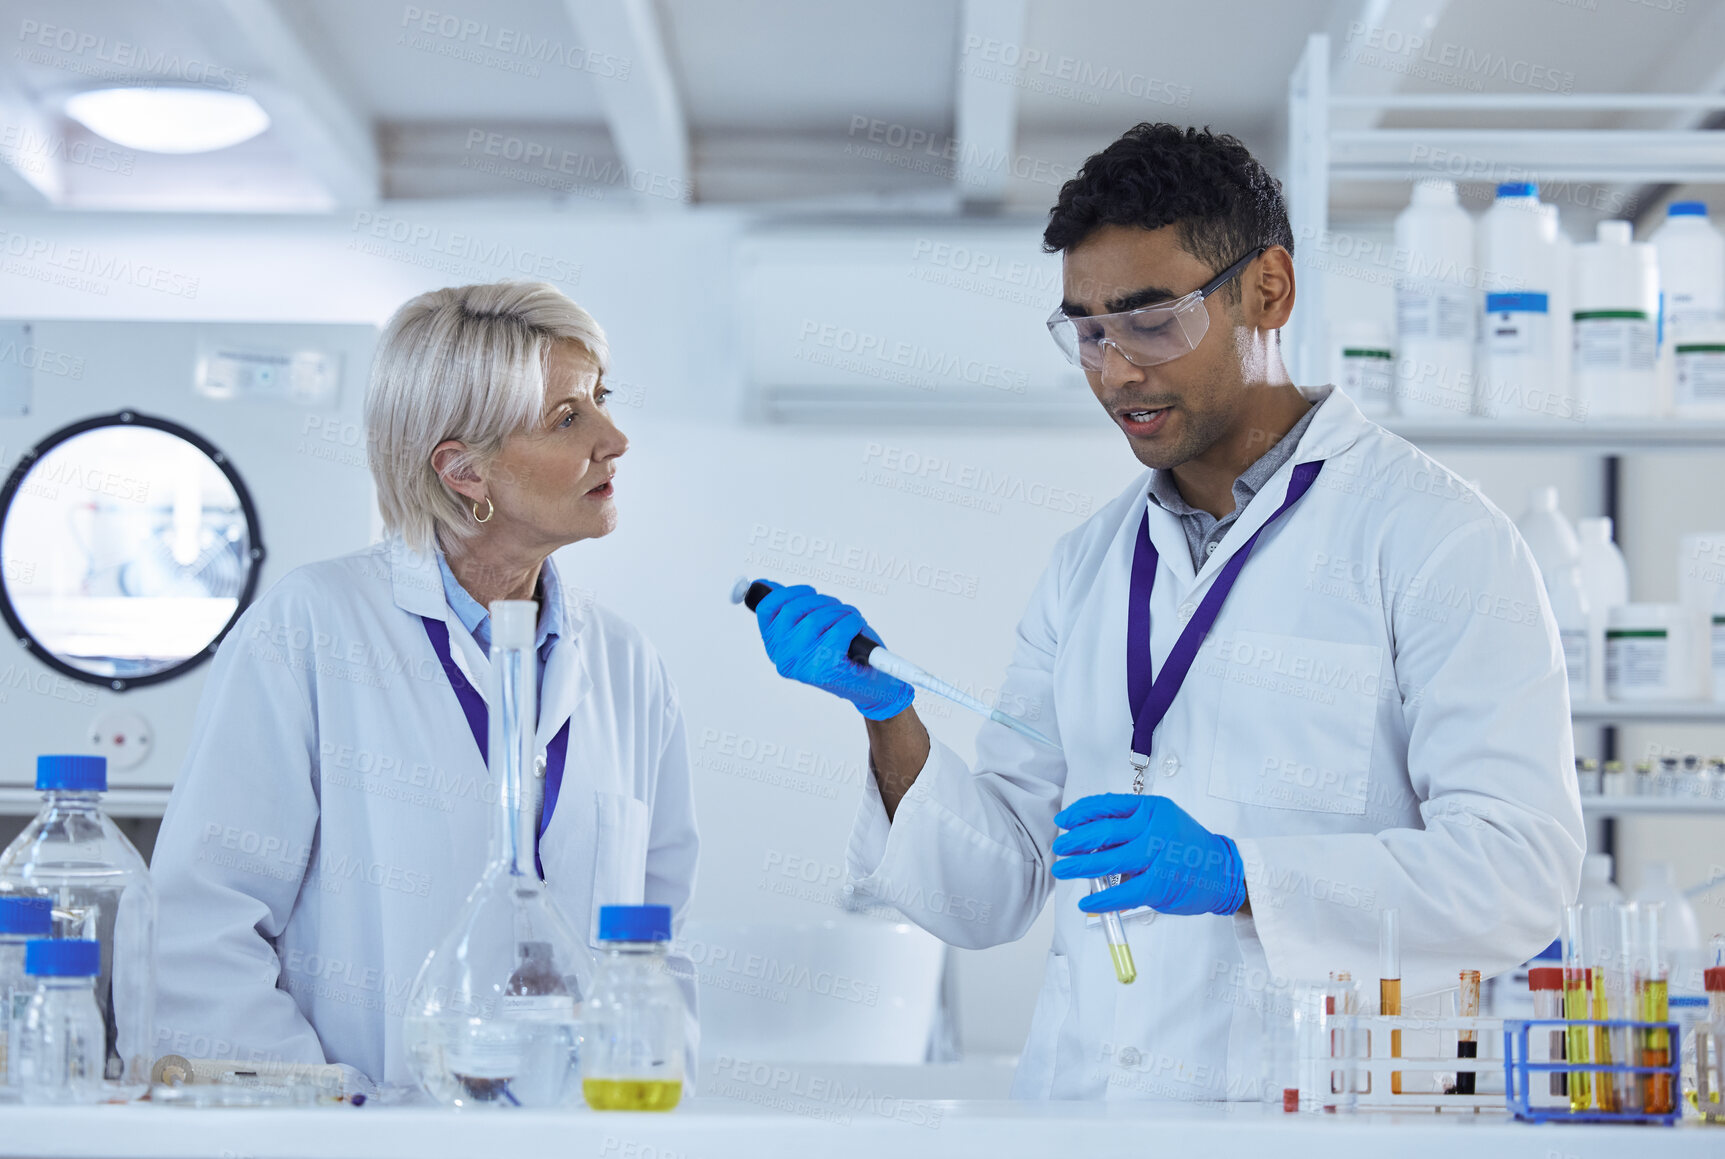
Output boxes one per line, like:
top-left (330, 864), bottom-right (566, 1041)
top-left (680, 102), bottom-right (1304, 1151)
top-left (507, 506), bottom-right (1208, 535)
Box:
top-left (582, 905), bottom-right (685, 1111)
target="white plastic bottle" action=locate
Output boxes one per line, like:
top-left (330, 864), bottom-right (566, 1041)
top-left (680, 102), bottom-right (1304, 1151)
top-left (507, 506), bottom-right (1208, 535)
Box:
top-left (1395, 180), bottom-right (1477, 418)
top-left (1476, 183), bottom-right (1561, 421)
top-left (1606, 604), bottom-right (1694, 701)
top-left (1572, 220), bottom-right (1661, 417)
top-left (13, 940), bottom-right (106, 1104)
top-left (1651, 201), bottom-right (1725, 335)
top-left (1712, 582), bottom-right (1725, 703)
top-left (1653, 203), bottom-right (1725, 416)
top-left (1577, 517), bottom-right (1630, 703)
top-left (1633, 862), bottom-right (1705, 992)
top-left (1577, 852), bottom-right (1625, 907)
top-left (1515, 487), bottom-right (1591, 693)
top-left (1330, 320), bottom-right (1395, 416)
top-left (0, 756), bottom-right (155, 1099)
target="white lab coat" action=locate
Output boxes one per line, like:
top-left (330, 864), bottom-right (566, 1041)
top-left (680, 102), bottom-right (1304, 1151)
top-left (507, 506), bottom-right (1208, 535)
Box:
top-left (150, 536), bottom-right (699, 1087)
top-left (846, 385), bottom-right (1584, 1101)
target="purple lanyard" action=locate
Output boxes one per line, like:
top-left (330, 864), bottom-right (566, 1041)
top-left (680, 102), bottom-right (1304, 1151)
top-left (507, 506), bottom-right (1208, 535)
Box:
top-left (420, 616), bottom-right (571, 880)
top-left (1127, 460), bottom-right (1325, 761)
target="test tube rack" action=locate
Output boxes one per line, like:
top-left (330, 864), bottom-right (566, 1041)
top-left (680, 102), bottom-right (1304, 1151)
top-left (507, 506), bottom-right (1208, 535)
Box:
top-left (1340, 1014), bottom-right (1506, 1113)
top-left (1502, 1019), bottom-right (1683, 1126)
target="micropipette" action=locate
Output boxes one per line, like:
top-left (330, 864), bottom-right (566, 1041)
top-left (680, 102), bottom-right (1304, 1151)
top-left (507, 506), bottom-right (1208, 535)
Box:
top-left (730, 578), bottom-right (1058, 749)
top-left (733, 576), bottom-right (1138, 985)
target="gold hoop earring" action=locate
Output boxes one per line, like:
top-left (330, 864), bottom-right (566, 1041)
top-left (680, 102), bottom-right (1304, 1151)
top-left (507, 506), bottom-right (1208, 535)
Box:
top-left (472, 497), bottom-right (493, 523)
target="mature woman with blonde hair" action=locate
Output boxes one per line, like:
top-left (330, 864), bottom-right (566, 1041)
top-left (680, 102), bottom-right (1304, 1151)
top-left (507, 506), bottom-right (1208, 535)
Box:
top-left (150, 282), bottom-right (697, 1089)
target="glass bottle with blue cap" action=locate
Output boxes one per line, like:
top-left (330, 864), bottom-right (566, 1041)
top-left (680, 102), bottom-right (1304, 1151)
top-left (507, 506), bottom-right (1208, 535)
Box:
top-left (0, 896), bottom-right (52, 1093)
top-left (582, 903), bottom-right (684, 1111)
top-left (0, 755), bottom-right (155, 1099)
top-left (13, 939), bottom-right (106, 1103)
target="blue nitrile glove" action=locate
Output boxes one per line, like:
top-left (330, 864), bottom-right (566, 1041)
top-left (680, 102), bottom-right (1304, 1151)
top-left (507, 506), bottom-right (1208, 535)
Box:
top-left (1050, 793), bottom-right (1247, 917)
top-left (752, 581), bottom-right (914, 721)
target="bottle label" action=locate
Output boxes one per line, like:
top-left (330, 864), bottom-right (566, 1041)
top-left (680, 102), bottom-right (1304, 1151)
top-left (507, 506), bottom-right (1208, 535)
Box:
top-left (1340, 349), bottom-right (1393, 410)
top-left (1675, 345), bottom-right (1725, 406)
top-left (1665, 293), bottom-right (1724, 335)
top-left (1398, 286), bottom-right (1472, 342)
top-left (1484, 293), bottom-right (1550, 359)
top-left (498, 994), bottom-right (577, 1021)
top-left (1574, 312), bottom-right (1656, 371)
top-left (1605, 630), bottom-right (1669, 692)
top-left (1559, 628), bottom-right (1588, 687)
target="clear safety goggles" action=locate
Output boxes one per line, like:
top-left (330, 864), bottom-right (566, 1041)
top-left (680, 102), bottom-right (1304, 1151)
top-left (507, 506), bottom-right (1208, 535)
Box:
top-left (1046, 246), bottom-right (1266, 371)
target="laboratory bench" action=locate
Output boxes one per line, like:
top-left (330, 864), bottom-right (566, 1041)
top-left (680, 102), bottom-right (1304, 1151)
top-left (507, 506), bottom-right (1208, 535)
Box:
top-left (0, 1098), bottom-right (1720, 1159)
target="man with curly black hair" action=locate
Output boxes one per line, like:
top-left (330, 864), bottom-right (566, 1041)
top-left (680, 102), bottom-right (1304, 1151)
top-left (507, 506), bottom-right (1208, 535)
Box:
top-left (748, 124), bottom-right (1583, 1101)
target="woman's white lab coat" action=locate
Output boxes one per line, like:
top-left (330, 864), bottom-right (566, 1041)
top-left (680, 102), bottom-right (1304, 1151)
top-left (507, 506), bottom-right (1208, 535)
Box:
top-left (150, 537), bottom-right (698, 1087)
top-left (846, 385), bottom-right (1584, 1100)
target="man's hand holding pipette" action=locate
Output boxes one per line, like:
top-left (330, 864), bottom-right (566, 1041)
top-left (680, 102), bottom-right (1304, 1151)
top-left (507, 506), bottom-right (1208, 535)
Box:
top-left (1051, 794), bottom-right (1247, 917)
top-left (750, 581), bottom-right (914, 720)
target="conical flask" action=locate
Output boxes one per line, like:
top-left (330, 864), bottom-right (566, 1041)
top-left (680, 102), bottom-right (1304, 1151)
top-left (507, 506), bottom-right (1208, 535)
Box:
top-left (404, 600), bottom-right (592, 1108)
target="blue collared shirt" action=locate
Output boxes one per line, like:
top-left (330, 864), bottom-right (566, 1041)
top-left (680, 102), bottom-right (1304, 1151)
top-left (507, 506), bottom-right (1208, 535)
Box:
top-left (435, 550), bottom-right (564, 700)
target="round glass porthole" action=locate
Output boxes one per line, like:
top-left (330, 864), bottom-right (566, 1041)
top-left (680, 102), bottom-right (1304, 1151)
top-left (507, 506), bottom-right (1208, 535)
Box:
top-left (0, 411), bottom-right (265, 691)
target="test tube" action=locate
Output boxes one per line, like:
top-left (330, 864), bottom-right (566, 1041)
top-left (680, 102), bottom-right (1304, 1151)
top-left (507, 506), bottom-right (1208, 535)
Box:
top-left (1089, 879), bottom-right (1135, 985)
top-left (1585, 903), bottom-right (1625, 1113)
top-left (1527, 966), bottom-right (1566, 1107)
top-left (1379, 907), bottom-right (1401, 1094)
top-left (1562, 903), bottom-right (1593, 1111)
top-left (1455, 969), bottom-right (1480, 1094)
top-left (1634, 901), bottom-right (1674, 1114)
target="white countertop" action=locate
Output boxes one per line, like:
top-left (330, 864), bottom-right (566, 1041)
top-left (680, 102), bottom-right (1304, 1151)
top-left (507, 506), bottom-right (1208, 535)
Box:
top-left (0, 1098), bottom-right (1717, 1159)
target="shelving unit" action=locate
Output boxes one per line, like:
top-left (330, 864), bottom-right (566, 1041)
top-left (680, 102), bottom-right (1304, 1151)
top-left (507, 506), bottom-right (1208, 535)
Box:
top-left (1581, 797), bottom-right (1725, 817)
top-left (1286, 33), bottom-right (1725, 870)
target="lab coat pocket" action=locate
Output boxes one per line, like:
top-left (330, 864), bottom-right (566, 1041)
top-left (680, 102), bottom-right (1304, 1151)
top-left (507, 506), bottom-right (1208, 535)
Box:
top-left (590, 791), bottom-right (651, 945)
top-left (1010, 950), bottom-right (1072, 1099)
top-left (1207, 630), bottom-right (1381, 815)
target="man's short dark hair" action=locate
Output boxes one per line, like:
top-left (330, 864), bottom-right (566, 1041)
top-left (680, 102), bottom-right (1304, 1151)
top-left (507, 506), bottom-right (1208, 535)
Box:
top-left (1043, 124), bottom-right (1294, 303)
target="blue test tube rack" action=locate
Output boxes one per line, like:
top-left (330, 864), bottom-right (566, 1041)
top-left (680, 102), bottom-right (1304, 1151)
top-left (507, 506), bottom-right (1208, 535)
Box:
top-left (1502, 1018), bottom-right (1683, 1126)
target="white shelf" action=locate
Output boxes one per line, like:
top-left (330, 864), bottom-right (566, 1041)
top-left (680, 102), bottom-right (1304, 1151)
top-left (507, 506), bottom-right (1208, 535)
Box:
top-left (1581, 796), bottom-right (1725, 816)
top-left (0, 787), bottom-right (171, 818)
top-left (1570, 700), bottom-right (1725, 724)
top-left (1383, 419), bottom-right (1725, 451)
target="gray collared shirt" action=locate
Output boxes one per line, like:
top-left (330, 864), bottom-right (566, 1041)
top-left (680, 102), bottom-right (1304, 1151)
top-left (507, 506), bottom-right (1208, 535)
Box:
top-left (1146, 402), bottom-right (1320, 570)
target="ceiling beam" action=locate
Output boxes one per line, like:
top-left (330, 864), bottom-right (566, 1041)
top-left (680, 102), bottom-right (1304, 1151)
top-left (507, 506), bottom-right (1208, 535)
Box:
top-left (952, 0), bottom-right (1027, 208)
top-left (193, 0), bottom-right (379, 206)
top-left (562, 0), bottom-right (691, 208)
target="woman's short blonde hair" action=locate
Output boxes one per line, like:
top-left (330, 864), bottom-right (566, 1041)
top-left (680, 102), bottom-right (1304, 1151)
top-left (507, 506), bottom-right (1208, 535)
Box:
top-left (365, 281), bottom-right (609, 552)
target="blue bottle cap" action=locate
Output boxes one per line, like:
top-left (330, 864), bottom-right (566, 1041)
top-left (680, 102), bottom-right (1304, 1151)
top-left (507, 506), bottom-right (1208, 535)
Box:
top-left (25, 938), bottom-right (99, 978)
top-left (1496, 182), bottom-right (1538, 199)
top-left (0, 897), bottom-right (52, 936)
top-left (1670, 200), bottom-right (1708, 217)
top-left (36, 754), bottom-right (106, 793)
top-left (597, 904), bottom-right (672, 942)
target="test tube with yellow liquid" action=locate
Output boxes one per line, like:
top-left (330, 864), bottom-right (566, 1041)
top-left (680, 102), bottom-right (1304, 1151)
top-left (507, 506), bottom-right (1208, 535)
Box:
top-left (1379, 908), bottom-right (1401, 1094)
top-left (1090, 879), bottom-right (1136, 984)
top-left (1562, 904), bottom-right (1594, 1111)
top-left (1634, 902), bottom-right (1674, 1115)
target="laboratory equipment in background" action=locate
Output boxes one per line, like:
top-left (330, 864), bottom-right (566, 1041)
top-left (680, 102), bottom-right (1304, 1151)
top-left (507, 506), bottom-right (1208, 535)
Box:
top-left (1475, 183), bottom-right (1565, 421)
top-left (1572, 221), bottom-right (1661, 417)
top-left (581, 905), bottom-right (685, 1112)
top-left (1578, 854), bottom-right (1625, 907)
top-left (1379, 907), bottom-right (1402, 1094)
top-left (1633, 863), bottom-right (1704, 994)
top-left (1515, 487), bottom-right (1591, 695)
top-left (1577, 517), bottom-right (1630, 700)
top-left (1527, 966), bottom-right (1568, 1111)
top-left (1652, 203), bottom-right (1725, 416)
top-left (405, 601), bottom-right (589, 1109)
top-left (1606, 605), bottom-right (1697, 701)
top-left (12, 940), bottom-right (106, 1105)
top-left (0, 755), bottom-right (153, 1098)
top-left (0, 321), bottom-right (375, 802)
top-left (0, 896), bottom-right (50, 1093)
top-left (1329, 320), bottom-right (1395, 416)
top-left (1394, 180), bottom-right (1477, 418)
